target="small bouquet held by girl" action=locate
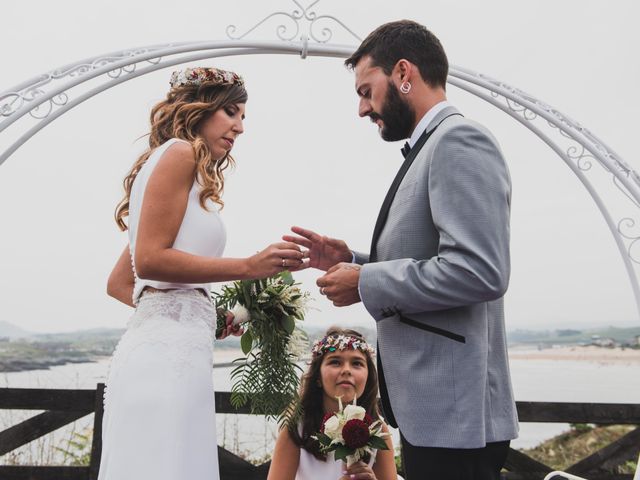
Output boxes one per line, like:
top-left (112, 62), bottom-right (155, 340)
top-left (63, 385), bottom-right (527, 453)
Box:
top-left (213, 271), bottom-right (311, 421)
top-left (314, 395), bottom-right (390, 467)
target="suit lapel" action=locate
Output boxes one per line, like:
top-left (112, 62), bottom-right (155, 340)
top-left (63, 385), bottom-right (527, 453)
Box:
top-left (369, 107), bottom-right (461, 262)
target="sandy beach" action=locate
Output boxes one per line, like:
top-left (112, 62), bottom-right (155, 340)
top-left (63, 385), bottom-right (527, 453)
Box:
top-left (508, 345), bottom-right (640, 364)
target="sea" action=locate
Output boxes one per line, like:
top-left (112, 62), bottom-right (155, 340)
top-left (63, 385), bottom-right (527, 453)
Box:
top-left (1, 348), bottom-right (638, 465)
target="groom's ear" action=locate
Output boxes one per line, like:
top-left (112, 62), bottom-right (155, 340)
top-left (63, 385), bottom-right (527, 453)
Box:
top-left (393, 59), bottom-right (413, 83)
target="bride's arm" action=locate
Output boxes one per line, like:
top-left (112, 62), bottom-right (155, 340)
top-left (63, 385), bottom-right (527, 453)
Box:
top-left (135, 142), bottom-right (303, 283)
top-left (267, 428), bottom-right (299, 480)
top-left (107, 245), bottom-right (135, 307)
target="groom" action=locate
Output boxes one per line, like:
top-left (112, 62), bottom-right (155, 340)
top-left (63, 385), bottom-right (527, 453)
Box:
top-left (286, 20), bottom-right (518, 479)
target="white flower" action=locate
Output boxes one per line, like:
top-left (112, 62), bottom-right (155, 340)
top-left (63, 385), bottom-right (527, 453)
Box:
top-left (231, 305), bottom-right (251, 326)
top-left (344, 404), bottom-right (366, 421)
top-left (323, 415), bottom-right (342, 440)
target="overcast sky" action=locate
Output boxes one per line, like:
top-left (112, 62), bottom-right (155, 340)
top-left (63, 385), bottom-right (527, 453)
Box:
top-left (1, 0), bottom-right (639, 333)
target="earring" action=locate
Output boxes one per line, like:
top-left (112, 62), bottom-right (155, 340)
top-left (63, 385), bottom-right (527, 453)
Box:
top-left (400, 81), bottom-right (412, 94)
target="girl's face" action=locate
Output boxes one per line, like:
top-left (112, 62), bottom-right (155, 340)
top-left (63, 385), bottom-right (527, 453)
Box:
top-left (319, 349), bottom-right (369, 412)
top-left (199, 102), bottom-right (246, 160)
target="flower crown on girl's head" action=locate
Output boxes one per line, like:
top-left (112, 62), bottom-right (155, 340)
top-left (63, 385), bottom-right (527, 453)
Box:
top-left (169, 67), bottom-right (244, 89)
top-left (311, 334), bottom-right (376, 358)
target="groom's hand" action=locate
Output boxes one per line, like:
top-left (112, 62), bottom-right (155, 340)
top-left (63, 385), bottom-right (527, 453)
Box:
top-left (317, 263), bottom-right (361, 307)
top-left (283, 226), bottom-right (352, 271)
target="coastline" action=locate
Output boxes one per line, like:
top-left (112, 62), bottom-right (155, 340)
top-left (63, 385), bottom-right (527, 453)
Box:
top-left (508, 345), bottom-right (640, 364)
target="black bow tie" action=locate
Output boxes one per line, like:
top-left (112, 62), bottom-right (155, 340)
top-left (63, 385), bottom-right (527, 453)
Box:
top-left (400, 141), bottom-right (411, 158)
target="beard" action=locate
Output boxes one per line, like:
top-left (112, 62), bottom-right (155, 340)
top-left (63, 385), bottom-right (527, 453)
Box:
top-left (370, 81), bottom-right (416, 142)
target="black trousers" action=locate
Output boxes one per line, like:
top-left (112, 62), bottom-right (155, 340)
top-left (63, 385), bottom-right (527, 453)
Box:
top-left (400, 435), bottom-right (510, 480)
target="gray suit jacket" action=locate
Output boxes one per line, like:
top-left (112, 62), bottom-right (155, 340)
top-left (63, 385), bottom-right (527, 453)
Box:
top-left (356, 105), bottom-right (519, 449)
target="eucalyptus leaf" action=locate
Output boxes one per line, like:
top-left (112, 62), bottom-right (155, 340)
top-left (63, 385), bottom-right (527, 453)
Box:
top-left (280, 270), bottom-right (294, 285)
top-left (241, 331), bottom-right (253, 354)
top-left (334, 445), bottom-right (353, 462)
top-left (368, 436), bottom-right (389, 450)
top-left (282, 316), bottom-right (296, 334)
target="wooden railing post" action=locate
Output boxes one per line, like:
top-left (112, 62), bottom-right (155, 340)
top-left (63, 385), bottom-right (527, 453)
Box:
top-left (88, 383), bottom-right (105, 480)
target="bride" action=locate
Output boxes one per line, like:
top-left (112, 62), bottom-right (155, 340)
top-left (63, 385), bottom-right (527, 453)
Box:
top-left (99, 66), bottom-right (305, 480)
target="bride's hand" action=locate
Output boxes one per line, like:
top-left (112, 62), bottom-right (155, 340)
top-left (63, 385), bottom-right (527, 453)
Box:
top-left (340, 461), bottom-right (376, 480)
top-left (246, 241), bottom-right (305, 278)
top-left (216, 309), bottom-right (243, 340)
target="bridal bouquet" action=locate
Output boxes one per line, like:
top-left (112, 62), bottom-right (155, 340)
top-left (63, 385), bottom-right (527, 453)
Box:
top-left (212, 271), bottom-right (310, 422)
top-left (313, 397), bottom-right (389, 467)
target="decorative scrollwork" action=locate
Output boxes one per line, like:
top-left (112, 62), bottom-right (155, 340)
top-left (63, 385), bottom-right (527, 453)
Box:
top-left (226, 0), bottom-right (361, 44)
top-left (618, 218), bottom-right (640, 264)
top-left (28, 92), bottom-right (68, 120)
top-left (0, 93), bottom-right (24, 117)
top-left (478, 69), bottom-right (640, 185)
top-left (0, 49), bottom-right (167, 122)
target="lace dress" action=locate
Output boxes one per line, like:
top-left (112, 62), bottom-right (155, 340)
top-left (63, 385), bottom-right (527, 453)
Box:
top-left (98, 139), bottom-right (225, 480)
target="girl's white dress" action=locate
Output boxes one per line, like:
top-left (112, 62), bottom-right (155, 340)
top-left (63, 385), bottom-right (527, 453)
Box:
top-left (295, 424), bottom-right (377, 480)
top-left (98, 139), bottom-right (226, 480)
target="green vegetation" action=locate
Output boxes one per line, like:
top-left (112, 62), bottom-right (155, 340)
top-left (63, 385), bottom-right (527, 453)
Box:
top-left (524, 424), bottom-right (637, 474)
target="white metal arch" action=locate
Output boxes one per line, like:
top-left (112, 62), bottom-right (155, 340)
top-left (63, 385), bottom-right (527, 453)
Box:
top-left (2, 1), bottom-right (640, 319)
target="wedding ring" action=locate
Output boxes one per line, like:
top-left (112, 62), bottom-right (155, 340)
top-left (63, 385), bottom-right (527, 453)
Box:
top-left (320, 287), bottom-right (325, 295)
top-left (282, 258), bottom-right (286, 268)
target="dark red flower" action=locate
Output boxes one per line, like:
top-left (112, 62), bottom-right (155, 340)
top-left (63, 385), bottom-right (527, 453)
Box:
top-left (320, 412), bottom-right (334, 433)
top-left (342, 419), bottom-right (370, 449)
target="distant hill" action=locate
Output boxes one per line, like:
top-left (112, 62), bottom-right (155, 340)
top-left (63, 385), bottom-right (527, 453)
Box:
top-left (508, 325), bottom-right (640, 345)
top-left (0, 321), bottom-right (33, 339)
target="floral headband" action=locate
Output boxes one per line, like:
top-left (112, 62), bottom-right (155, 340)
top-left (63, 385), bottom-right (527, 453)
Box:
top-left (311, 334), bottom-right (376, 358)
top-left (169, 67), bottom-right (244, 89)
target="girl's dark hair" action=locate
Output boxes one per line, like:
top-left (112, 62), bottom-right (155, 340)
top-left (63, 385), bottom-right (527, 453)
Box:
top-left (289, 326), bottom-right (379, 460)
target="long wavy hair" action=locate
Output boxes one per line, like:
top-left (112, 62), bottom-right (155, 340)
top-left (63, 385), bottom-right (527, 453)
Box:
top-left (114, 81), bottom-right (248, 231)
top-left (290, 327), bottom-right (380, 461)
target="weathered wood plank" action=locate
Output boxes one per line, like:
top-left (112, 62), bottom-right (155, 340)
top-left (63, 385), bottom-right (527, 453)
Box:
top-left (567, 426), bottom-right (640, 474)
top-left (502, 474), bottom-right (634, 480)
top-left (0, 409), bottom-right (92, 455)
top-left (515, 401), bottom-right (640, 424)
top-left (218, 445), bottom-right (257, 478)
top-left (88, 383), bottom-right (105, 480)
top-left (504, 447), bottom-right (552, 473)
top-left (0, 388), bottom-right (96, 411)
top-left (214, 391), bottom-right (253, 415)
top-left (0, 466), bottom-right (90, 480)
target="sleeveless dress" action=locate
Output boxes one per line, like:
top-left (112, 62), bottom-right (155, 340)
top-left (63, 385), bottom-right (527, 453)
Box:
top-left (295, 424), bottom-right (377, 480)
top-left (98, 139), bottom-right (226, 480)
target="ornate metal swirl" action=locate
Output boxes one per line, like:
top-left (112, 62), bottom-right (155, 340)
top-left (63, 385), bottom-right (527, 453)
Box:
top-left (226, 0), bottom-right (361, 43)
top-left (618, 218), bottom-right (640, 264)
top-left (0, 47), bottom-right (169, 121)
top-left (29, 92), bottom-right (69, 120)
top-left (614, 176), bottom-right (640, 208)
top-left (565, 143), bottom-right (594, 171)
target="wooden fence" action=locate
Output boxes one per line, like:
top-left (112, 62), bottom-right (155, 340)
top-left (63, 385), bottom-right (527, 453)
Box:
top-left (0, 385), bottom-right (638, 480)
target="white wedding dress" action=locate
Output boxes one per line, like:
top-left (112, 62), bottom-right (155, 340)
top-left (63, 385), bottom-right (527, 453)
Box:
top-left (98, 139), bottom-right (226, 480)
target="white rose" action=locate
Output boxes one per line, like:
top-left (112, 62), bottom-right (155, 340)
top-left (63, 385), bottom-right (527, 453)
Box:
top-left (231, 305), bottom-right (251, 326)
top-left (323, 415), bottom-right (342, 439)
top-left (343, 404), bottom-right (366, 421)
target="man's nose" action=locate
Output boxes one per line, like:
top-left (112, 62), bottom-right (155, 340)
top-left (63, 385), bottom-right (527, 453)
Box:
top-left (358, 98), bottom-right (372, 118)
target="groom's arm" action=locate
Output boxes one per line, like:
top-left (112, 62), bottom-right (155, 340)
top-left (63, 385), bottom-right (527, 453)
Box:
top-left (352, 251), bottom-right (370, 265)
top-left (359, 123), bottom-right (511, 321)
